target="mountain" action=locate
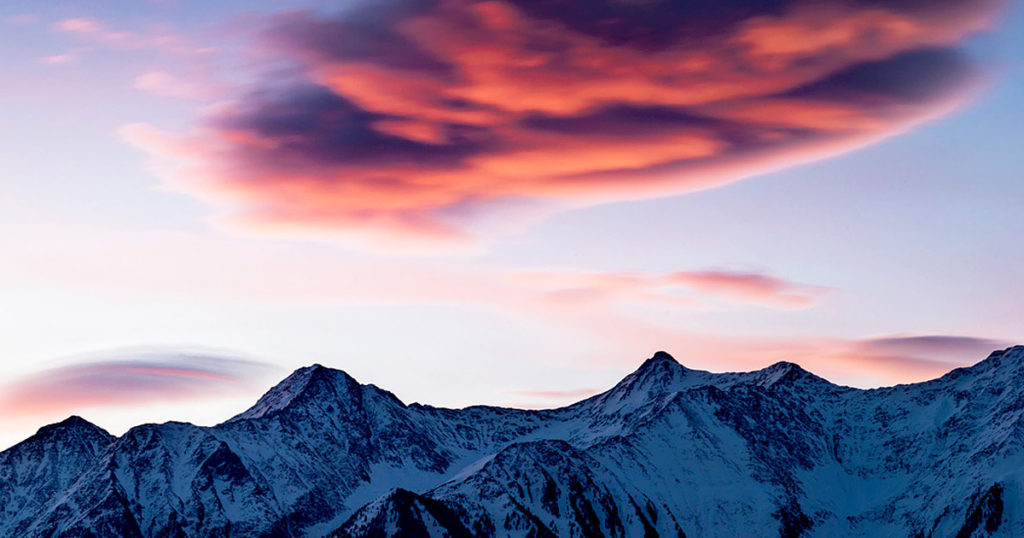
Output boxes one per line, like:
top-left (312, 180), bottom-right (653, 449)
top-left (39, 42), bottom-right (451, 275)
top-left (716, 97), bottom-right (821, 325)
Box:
top-left (3, 346), bottom-right (1024, 537)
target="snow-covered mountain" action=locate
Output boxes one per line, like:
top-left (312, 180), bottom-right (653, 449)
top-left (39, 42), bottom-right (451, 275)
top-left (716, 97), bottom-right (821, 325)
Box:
top-left (3, 346), bottom-right (1024, 537)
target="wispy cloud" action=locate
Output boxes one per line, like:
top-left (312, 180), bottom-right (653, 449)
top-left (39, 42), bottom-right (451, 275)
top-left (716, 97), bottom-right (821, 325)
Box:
top-left (133, 70), bottom-right (225, 100)
top-left (51, 16), bottom-right (206, 55)
top-left (1, 224), bottom-right (829, 312)
top-left (667, 270), bottom-right (832, 309)
top-left (120, 0), bottom-right (1003, 250)
top-left (521, 268), bottom-right (831, 310)
top-left (37, 54), bottom-right (76, 65)
top-left (852, 334), bottom-right (1013, 364)
top-left (507, 388), bottom-right (599, 400)
top-left (0, 348), bottom-right (273, 416)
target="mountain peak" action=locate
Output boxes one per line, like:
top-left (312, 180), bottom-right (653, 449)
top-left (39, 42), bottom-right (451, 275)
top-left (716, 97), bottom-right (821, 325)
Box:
top-left (34, 415), bottom-right (111, 439)
top-left (762, 361), bottom-right (805, 376)
top-left (633, 350), bottom-right (688, 380)
top-left (637, 350), bottom-right (684, 372)
top-left (595, 351), bottom-right (691, 407)
top-left (53, 415), bottom-right (92, 428)
top-left (758, 361), bottom-right (806, 385)
top-left (229, 363), bottom-right (361, 421)
top-left (747, 361), bottom-right (835, 390)
top-left (650, 350), bottom-right (678, 362)
top-left (5, 414), bottom-right (115, 457)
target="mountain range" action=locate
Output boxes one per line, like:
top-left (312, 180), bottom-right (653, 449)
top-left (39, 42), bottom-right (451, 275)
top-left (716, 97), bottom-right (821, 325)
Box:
top-left (2, 346), bottom-right (1024, 537)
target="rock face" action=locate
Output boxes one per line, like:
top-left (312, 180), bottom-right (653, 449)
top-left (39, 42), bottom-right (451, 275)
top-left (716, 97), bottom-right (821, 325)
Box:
top-left (3, 346), bottom-right (1024, 537)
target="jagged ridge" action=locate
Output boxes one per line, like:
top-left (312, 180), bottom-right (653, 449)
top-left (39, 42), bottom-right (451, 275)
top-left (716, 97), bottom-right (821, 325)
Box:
top-left (2, 346), bottom-right (1023, 537)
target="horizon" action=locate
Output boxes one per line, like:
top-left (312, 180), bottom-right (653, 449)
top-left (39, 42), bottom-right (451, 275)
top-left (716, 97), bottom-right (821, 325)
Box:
top-left (7, 343), bottom-right (1023, 451)
top-left (1, 0), bottom-right (1022, 451)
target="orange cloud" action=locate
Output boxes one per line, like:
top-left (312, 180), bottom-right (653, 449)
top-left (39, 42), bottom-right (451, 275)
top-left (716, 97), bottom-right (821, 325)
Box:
top-left (121, 0), bottom-right (1002, 250)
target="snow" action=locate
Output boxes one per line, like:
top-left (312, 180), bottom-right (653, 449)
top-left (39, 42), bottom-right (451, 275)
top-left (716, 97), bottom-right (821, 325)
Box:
top-left (2, 346), bottom-right (1024, 536)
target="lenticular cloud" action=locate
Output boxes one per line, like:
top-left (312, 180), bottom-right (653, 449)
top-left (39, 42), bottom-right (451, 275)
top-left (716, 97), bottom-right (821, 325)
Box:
top-left (123, 0), bottom-right (1004, 249)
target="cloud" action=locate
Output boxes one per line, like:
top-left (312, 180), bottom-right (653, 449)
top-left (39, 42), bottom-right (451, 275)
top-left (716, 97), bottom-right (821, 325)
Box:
top-left (1, 222), bottom-right (827, 312)
top-left (575, 331), bottom-right (1011, 390)
top-left (813, 334), bottom-right (1014, 385)
top-left (521, 268), bottom-right (831, 309)
top-left (51, 16), bottom-right (205, 55)
top-left (666, 270), bottom-right (832, 309)
top-left (52, 17), bottom-right (138, 48)
top-left (853, 334), bottom-right (1013, 362)
top-left (134, 70), bottom-right (224, 100)
top-left (119, 0), bottom-right (1003, 250)
top-left (508, 388), bottom-right (600, 400)
top-left (503, 333), bottom-right (1010, 404)
top-left (502, 387), bottom-right (601, 408)
top-left (0, 348), bottom-right (273, 416)
top-left (53, 17), bottom-right (104, 34)
top-left (38, 54), bottom-right (76, 65)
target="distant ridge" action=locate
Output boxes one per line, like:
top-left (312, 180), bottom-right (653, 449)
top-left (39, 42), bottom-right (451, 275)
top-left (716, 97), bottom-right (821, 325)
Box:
top-left (2, 346), bottom-right (1023, 537)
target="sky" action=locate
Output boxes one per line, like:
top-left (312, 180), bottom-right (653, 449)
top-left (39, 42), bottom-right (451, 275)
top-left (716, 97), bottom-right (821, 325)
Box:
top-left (0, 0), bottom-right (1021, 449)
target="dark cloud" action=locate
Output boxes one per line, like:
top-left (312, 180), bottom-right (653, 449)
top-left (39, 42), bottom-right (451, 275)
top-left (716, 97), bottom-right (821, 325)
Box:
top-left (266, 7), bottom-right (451, 73)
top-left (787, 48), bottom-right (976, 103)
top-left (124, 0), bottom-right (1005, 249)
top-left (520, 105), bottom-right (734, 138)
top-left (511, 0), bottom-right (790, 48)
top-left (212, 83), bottom-right (487, 170)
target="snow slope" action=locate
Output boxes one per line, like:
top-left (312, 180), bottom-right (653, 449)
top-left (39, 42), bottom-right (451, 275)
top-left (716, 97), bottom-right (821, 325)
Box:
top-left (2, 346), bottom-right (1023, 537)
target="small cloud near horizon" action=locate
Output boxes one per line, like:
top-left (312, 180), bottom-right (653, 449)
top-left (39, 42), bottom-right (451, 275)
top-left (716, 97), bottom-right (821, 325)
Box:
top-left (508, 388), bottom-right (600, 400)
top-left (855, 334), bottom-right (1013, 360)
top-left (0, 347), bottom-right (275, 417)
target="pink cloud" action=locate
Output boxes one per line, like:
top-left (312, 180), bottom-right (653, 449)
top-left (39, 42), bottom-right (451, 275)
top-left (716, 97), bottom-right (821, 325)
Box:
top-left (51, 16), bottom-right (207, 55)
top-left (522, 268), bottom-right (831, 310)
top-left (0, 349), bottom-right (271, 417)
top-left (666, 270), bottom-right (832, 309)
top-left (133, 70), bottom-right (225, 100)
top-left (37, 54), bottom-right (76, 65)
top-left (1, 223), bottom-right (827, 312)
top-left (117, 0), bottom-right (1003, 250)
top-left (507, 388), bottom-right (600, 400)
top-left (53, 17), bottom-right (104, 34)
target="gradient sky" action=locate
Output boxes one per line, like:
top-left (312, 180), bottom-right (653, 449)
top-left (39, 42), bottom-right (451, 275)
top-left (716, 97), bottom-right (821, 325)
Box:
top-left (0, 0), bottom-right (1021, 449)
